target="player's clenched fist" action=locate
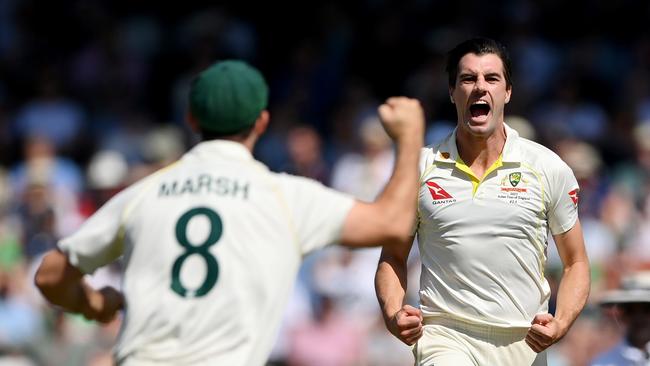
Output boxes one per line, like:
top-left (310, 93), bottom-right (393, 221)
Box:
top-left (386, 304), bottom-right (424, 345)
top-left (82, 286), bottom-right (125, 324)
top-left (525, 313), bottom-right (565, 353)
top-left (378, 97), bottom-right (425, 142)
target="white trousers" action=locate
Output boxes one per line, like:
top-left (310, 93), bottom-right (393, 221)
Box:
top-left (414, 317), bottom-right (547, 366)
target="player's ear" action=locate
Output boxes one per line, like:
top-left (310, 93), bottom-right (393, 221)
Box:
top-left (186, 111), bottom-right (200, 132)
top-left (253, 110), bottom-right (270, 136)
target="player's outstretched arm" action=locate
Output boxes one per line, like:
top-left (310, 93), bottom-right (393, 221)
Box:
top-left (525, 219), bottom-right (590, 352)
top-left (375, 235), bottom-right (423, 345)
top-left (35, 249), bottom-right (124, 323)
top-left (339, 97), bottom-right (424, 247)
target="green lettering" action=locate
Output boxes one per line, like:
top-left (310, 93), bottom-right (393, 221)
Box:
top-left (159, 181), bottom-right (178, 196)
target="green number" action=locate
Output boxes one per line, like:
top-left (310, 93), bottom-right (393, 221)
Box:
top-left (171, 207), bottom-right (222, 297)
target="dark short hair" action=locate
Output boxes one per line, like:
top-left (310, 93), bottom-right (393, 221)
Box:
top-left (445, 38), bottom-right (512, 89)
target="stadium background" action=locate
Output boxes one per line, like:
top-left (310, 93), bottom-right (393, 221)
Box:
top-left (1, 0), bottom-right (650, 365)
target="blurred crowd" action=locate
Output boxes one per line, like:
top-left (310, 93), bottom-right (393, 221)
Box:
top-left (1, 0), bottom-right (650, 365)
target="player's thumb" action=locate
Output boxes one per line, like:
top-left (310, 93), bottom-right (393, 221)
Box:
top-left (403, 304), bottom-right (423, 320)
top-left (531, 312), bottom-right (553, 326)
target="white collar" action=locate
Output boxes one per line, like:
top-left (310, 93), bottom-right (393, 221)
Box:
top-left (187, 140), bottom-right (255, 162)
top-left (433, 123), bottom-right (523, 164)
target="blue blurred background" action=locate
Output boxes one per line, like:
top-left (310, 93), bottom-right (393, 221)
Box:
top-left (1, 1), bottom-right (650, 365)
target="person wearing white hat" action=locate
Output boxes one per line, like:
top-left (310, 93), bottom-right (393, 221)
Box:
top-left (590, 271), bottom-right (650, 366)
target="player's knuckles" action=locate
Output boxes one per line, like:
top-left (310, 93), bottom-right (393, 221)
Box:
top-left (398, 317), bottom-right (420, 327)
top-left (400, 326), bottom-right (421, 336)
top-left (525, 338), bottom-right (541, 353)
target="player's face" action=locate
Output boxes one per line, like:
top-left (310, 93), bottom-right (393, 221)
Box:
top-left (450, 53), bottom-right (511, 138)
top-left (623, 303), bottom-right (650, 344)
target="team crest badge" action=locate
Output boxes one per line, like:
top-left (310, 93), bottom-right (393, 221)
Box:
top-left (509, 172), bottom-right (521, 187)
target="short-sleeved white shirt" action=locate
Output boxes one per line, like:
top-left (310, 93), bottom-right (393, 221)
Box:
top-left (58, 140), bottom-right (355, 365)
top-left (416, 124), bottom-right (579, 328)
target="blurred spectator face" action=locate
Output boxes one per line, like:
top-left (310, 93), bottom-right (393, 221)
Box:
top-left (621, 303), bottom-right (650, 347)
top-left (23, 183), bottom-right (51, 215)
top-left (25, 135), bottom-right (55, 161)
top-left (359, 117), bottom-right (390, 155)
top-left (287, 126), bottom-right (322, 167)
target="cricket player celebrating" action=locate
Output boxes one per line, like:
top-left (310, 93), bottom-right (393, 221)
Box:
top-left (375, 38), bottom-right (590, 365)
top-left (35, 60), bottom-right (424, 365)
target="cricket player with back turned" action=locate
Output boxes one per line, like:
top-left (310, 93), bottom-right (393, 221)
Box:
top-left (35, 60), bottom-right (425, 365)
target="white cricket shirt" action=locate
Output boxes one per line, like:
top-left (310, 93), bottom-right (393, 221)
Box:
top-left (416, 124), bottom-right (579, 328)
top-left (58, 140), bottom-right (354, 365)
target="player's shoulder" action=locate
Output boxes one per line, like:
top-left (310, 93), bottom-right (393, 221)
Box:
top-left (275, 171), bottom-right (327, 190)
top-left (116, 162), bottom-right (185, 199)
top-left (516, 136), bottom-right (571, 173)
top-left (419, 130), bottom-right (453, 173)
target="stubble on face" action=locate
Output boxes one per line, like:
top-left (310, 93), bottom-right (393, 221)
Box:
top-left (451, 53), bottom-right (511, 140)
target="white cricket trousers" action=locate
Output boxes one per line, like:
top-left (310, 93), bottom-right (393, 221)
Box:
top-left (414, 317), bottom-right (547, 366)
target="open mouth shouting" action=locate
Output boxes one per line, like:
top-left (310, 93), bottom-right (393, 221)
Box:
top-left (469, 100), bottom-right (491, 123)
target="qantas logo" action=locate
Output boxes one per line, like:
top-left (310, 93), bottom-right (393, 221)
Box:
top-left (426, 181), bottom-right (453, 200)
top-left (568, 188), bottom-right (579, 205)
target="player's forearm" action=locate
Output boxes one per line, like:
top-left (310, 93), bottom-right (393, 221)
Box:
top-left (553, 260), bottom-right (590, 335)
top-left (35, 250), bottom-right (96, 316)
top-left (374, 136), bottom-right (422, 240)
top-left (376, 252), bottom-right (409, 320)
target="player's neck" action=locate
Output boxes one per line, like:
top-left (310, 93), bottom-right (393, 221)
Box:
top-left (456, 127), bottom-right (506, 177)
top-left (214, 136), bottom-right (255, 153)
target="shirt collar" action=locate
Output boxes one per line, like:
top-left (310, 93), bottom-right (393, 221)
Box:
top-left (186, 140), bottom-right (255, 162)
top-left (433, 123), bottom-right (522, 164)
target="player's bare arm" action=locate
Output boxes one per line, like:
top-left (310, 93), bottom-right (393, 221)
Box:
top-left (35, 249), bottom-right (124, 323)
top-left (375, 235), bottom-right (423, 345)
top-left (340, 97), bottom-right (424, 247)
top-left (525, 219), bottom-right (590, 353)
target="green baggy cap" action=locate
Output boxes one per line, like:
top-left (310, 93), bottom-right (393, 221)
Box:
top-left (189, 60), bottom-right (269, 135)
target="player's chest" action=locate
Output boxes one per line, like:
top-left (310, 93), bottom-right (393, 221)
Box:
top-left (419, 166), bottom-right (547, 225)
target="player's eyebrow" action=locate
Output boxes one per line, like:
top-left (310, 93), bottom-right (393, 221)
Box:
top-left (458, 71), bottom-right (503, 80)
top-left (483, 72), bottom-right (502, 79)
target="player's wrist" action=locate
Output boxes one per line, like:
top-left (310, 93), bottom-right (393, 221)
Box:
top-left (79, 285), bottom-right (103, 321)
top-left (553, 316), bottom-right (571, 338)
top-left (382, 307), bottom-right (400, 325)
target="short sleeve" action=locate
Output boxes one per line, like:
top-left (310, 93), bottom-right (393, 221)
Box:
top-left (57, 186), bottom-right (136, 274)
top-left (279, 174), bottom-right (355, 255)
top-left (415, 147), bottom-right (433, 236)
top-left (547, 161), bottom-right (580, 235)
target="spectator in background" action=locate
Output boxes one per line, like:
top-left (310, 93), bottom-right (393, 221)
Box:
top-left (9, 136), bottom-right (85, 241)
top-left (287, 295), bottom-right (365, 366)
top-left (590, 271), bottom-right (650, 366)
top-left (0, 257), bottom-right (42, 365)
top-left (12, 70), bottom-right (86, 153)
top-left (330, 114), bottom-right (394, 201)
top-left (283, 125), bottom-right (330, 184)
